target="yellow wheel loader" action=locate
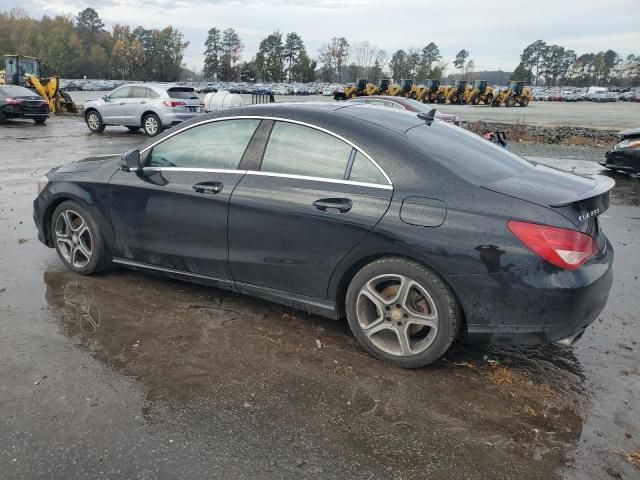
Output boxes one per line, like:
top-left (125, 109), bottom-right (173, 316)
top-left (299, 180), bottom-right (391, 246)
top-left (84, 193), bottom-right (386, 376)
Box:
top-left (387, 79), bottom-right (413, 97)
top-left (464, 80), bottom-right (494, 105)
top-left (491, 80), bottom-right (533, 107)
top-left (437, 80), bottom-right (467, 104)
top-left (363, 79), bottom-right (390, 96)
top-left (334, 78), bottom-right (369, 100)
top-left (0, 55), bottom-right (77, 114)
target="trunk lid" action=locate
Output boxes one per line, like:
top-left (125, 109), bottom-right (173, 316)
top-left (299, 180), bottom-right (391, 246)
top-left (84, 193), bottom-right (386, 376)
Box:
top-left (166, 87), bottom-right (202, 113)
top-left (482, 163), bottom-right (614, 249)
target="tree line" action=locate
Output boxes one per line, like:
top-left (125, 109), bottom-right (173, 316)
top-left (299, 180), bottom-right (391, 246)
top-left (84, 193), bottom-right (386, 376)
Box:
top-left (2, 8), bottom-right (638, 87)
top-left (513, 40), bottom-right (640, 87)
top-left (0, 8), bottom-right (188, 81)
top-left (202, 28), bottom-right (316, 83)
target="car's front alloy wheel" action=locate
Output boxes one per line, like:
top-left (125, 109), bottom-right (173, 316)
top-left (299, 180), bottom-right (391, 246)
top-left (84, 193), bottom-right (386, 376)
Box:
top-left (346, 258), bottom-right (460, 368)
top-left (52, 201), bottom-right (109, 275)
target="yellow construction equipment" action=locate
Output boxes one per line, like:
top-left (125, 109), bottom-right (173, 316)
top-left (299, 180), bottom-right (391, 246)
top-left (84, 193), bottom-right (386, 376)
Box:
top-left (388, 79), bottom-right (413, 97)
top-left (416, 79), bottom-right (440, 103)
top-left (0, 55), bottom-right (77, 113)
top-left (491, 80), bottom-right (533, 107)
top-left (362, 79), bottom-right (391, 96)
top-left (437, 80), bottom-right (467, 104)
top-left (334, 78), bottom-right (369, 100)
top-left (464, 80), bottom-right (495, 105)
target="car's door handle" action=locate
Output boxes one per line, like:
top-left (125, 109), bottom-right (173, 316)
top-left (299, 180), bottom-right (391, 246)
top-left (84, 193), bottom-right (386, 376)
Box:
top-left (312, 198), bottom-right (353, 213)
top-left (118, 102), bottom-right (125, 105)
top-left (193, 181), bottom-right (223, 194)
top-left (139, 101), bottom-right (146, 104)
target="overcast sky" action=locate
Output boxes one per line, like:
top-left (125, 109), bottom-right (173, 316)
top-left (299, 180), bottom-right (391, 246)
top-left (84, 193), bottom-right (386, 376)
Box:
top-left (4, 0), bottom-right (639, 74)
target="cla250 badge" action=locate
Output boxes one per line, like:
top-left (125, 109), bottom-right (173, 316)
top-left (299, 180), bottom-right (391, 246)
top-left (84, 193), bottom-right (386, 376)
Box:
top-left (579, 209), bottom-right (600, 222)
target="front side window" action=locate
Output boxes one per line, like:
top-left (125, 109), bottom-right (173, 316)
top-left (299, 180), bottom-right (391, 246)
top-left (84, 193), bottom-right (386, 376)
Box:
top-left (261, 122), bottom-right (353, 180)
top-left (109, 86), bottom-right (131, 99)
top-left (148, 119), bottom-right (260, 170)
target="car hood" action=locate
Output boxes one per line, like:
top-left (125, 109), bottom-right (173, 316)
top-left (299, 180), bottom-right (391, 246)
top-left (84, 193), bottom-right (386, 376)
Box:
top-left (54, 154), bottom-right (120, 173)
top-left (619, 127), bottom-right (640, 140)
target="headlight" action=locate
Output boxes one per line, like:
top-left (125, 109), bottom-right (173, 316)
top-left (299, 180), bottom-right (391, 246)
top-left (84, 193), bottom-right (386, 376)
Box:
top-left (37, 176), bottom-right (49, 194)
top-left (614, 139), bottom-right (640, 150)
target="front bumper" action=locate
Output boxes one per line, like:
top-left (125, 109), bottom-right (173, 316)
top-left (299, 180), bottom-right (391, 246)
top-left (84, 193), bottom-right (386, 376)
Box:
top-left (33, 191), bottom-right (52, 247)
top-left (447, 237), bottom-right (614, 345)
top-left (602, 149), bottom-right (640, 173)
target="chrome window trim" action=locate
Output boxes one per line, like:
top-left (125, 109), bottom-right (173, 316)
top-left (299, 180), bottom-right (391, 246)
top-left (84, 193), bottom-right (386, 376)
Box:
top-left (245, 171), bottom-right (393, 190)
top-left (143, 167), bottom-right (245, 175)
top-left (140, 167), bottom-right (393, 190)
top-left (139, 115), bottom-right (392, 186)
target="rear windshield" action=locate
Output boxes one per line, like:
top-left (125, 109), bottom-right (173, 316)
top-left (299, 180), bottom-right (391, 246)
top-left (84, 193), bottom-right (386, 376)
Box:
top-left (407, 123), bottom-right (534, 184)
top-left (0, 86), bottom-right (39, 97)
top-left (167, 88), bottom-right (198, 99)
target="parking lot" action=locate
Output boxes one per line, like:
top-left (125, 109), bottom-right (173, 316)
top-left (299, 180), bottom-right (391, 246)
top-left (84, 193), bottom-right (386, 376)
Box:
top-left (1, 116), bottom-right (639, 479)
top-left (67, 91), bottom-right (640, 130)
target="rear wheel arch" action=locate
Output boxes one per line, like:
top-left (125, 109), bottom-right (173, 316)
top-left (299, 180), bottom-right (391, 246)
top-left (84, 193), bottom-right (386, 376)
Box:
top-left (332, 253), bottom-right (467, 335)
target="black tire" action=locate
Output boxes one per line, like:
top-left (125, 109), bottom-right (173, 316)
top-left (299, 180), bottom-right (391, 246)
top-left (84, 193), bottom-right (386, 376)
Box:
top-left (521, 97), bottom-right (530, 107)
top-left (345, 257), bottom-right (461, 368)
top-left (485, 94), bottom-right (493, 105)
top-left (471, 94), bottom-right (480, 105)
top-left (85, 110), bottom-right (105, 133)
top-left (51, 201), bottom-right (110, 275)
top-left (126, 126), bottom-right (140, 132)
top-left (142, 113), bottom-right (162, 136)
top-left (505, 96), bottom-right (515, 107)
top-left (34, 117), bottom-right (47, 124)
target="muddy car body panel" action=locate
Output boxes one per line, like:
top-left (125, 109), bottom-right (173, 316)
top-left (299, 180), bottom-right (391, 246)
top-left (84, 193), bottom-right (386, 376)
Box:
top-left (34, 103), bottom-right (614, 346)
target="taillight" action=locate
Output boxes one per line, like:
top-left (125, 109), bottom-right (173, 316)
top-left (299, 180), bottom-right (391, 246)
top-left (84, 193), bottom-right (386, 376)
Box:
top-left (507, 221), bottom-right (597, 270)
top-left (5, 97), bottom-right (23, 105)
top-left (162, 100), bottom-right (185, 107)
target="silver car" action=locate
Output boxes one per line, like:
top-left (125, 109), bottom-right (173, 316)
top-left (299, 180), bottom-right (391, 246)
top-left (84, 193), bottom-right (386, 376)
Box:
top-left (83, 83), bottom-right (204, 136)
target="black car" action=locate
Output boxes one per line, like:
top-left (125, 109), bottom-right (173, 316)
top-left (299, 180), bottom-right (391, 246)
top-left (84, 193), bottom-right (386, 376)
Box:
top-left (0, 85), bottom-right (49, 123)
top-left (600, 127), bottom-right (640, 174)
top-left (33, 103), bottom-right (614, 368)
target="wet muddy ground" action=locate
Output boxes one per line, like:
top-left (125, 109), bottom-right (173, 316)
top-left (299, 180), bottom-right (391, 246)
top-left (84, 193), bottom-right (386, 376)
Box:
top-left (1, 117), bottom-right (639, 479)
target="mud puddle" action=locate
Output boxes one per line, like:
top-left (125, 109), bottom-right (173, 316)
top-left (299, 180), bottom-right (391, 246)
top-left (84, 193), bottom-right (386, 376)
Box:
top-left (43, 266), bottom-right (587, 478)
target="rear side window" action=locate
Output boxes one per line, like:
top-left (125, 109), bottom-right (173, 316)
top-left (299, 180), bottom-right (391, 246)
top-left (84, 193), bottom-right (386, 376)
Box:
top-left (407, 123), bottom-right (533, 184)
top-left (349, 152), bottom-right (387, 185)
top-left (261, 122), bottom-right (352, 180)
top-left (148, 119), bottom-right (260, 170)
top-left (130, 86), bottom-right (147, 98)
top-left (168, 88), bottom-right (198, 99)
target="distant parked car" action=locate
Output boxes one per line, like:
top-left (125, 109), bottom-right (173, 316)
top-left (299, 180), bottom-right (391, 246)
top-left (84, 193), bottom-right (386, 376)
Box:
top-left (0, 85), bottom-right (50, 124)
top-left (346, 96), bottom-right (461, 125)
top-left (600, 127), bottom-right (640, 174)
top-left (60, 81), bottom-right (81, 92)
top-left (83, 83), bottom-right (204, 136)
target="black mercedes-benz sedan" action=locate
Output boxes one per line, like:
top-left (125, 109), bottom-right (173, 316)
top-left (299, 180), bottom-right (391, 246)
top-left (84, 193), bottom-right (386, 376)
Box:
top-left (33, 103), bottom-right (614, 368)
top-left (0, 85), bottom-right (50, 123)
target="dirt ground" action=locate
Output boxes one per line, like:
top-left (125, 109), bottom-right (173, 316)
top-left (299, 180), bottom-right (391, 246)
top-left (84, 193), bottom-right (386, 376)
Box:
top-left (0, 116), bottom-right (639, 479)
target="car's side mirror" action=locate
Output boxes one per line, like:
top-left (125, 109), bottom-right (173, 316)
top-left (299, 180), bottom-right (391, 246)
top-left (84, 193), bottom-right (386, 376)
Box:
top-left (121, 149), bottom-right (141, 172)
top-left (102, 95), bottom-right (109, 102)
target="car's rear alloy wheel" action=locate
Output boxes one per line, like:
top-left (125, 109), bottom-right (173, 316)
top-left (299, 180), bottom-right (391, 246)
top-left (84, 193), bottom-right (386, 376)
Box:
top-left (346, 258), bottom-right (460, 368)
top-left (52, 201), bottom-right (109, 275)
top-left (143, 113), bottom-right (161, 136)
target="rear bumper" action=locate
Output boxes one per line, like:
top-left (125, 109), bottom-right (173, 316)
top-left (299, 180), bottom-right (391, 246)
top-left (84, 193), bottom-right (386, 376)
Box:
top-left (158, 111), bottom-right (202, 127)
top-left (447, 237), bottom-right (614, 345)
top-left (1, 105), bottom-right (49, 119)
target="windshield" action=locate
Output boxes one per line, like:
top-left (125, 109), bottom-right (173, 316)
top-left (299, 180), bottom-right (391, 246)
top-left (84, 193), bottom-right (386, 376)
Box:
top-left (167, 88), bottom-right (198, 99)
top-left (407, 123), bottom-right (534, 184)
